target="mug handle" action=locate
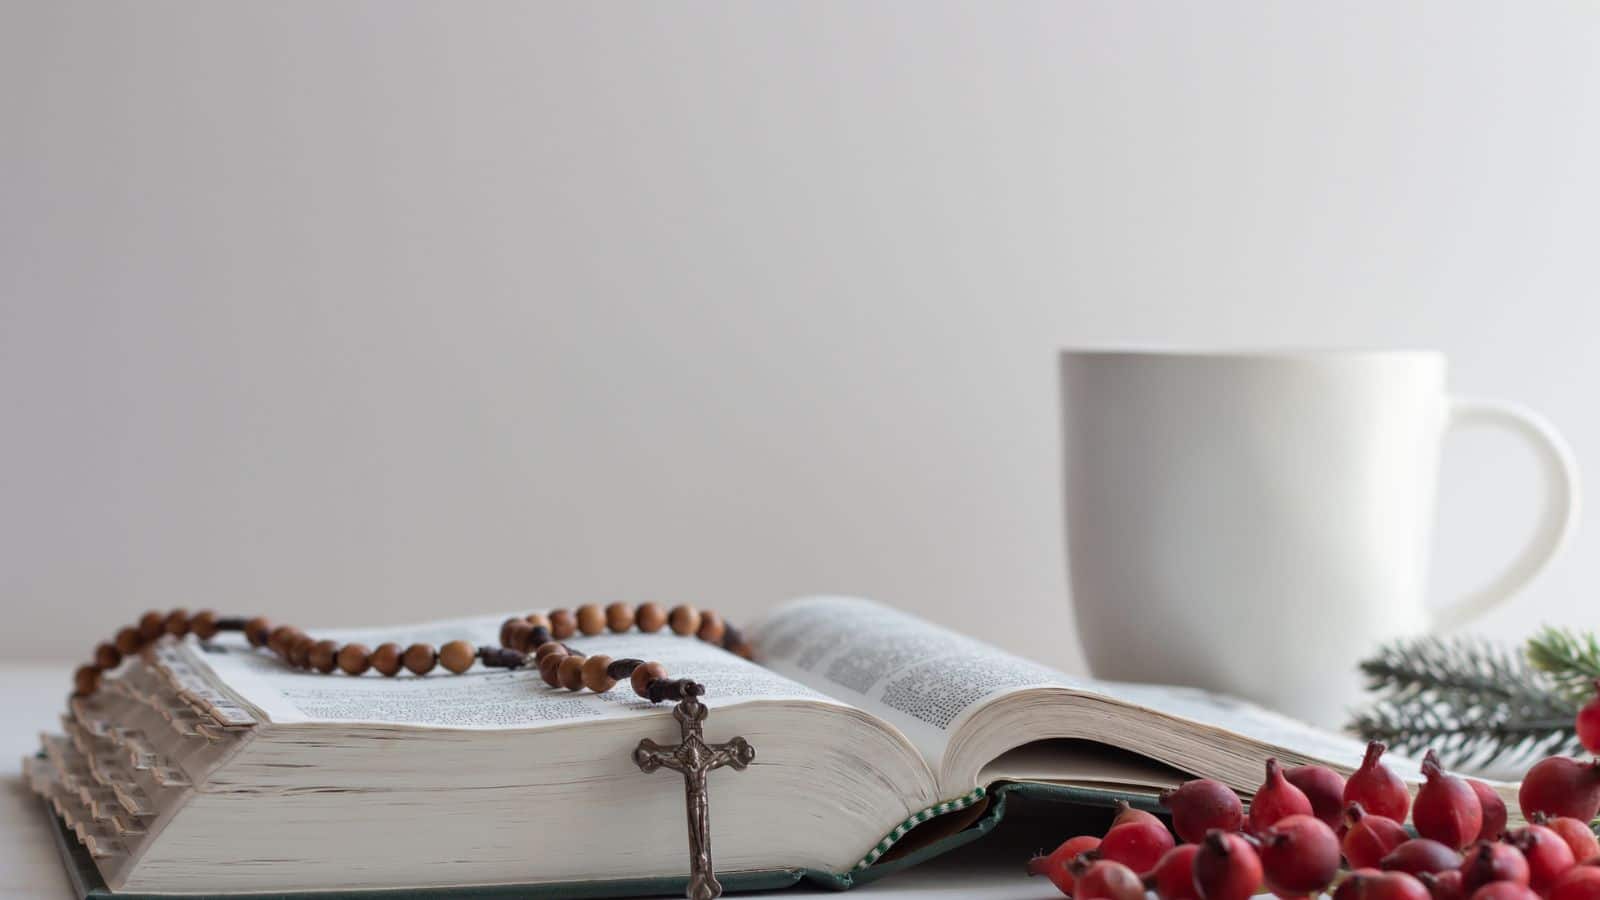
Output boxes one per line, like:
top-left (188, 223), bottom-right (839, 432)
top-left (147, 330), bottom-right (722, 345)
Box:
top-left (1430, 397), bottom-right (1582, 631)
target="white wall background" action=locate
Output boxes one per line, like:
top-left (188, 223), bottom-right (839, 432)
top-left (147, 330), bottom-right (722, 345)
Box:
top-left (4, 2), bottom-right (1598, 679)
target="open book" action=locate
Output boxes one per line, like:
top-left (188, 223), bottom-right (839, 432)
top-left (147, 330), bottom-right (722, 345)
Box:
top-left (28, 595), bottom-right (1449, 897)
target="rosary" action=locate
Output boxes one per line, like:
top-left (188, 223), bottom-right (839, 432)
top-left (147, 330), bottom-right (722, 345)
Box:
top-left (71, 604), bottom-right (758, 900)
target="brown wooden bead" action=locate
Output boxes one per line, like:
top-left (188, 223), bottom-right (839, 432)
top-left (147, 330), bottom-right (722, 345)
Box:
top-left (549, 609), bottom-right (576, 640)
top-left (337, 643), bottom-right (372, 675)
top-left (557, 654), bottom-right (587, 691)
top-left (164, 608), bottom-right (191, 636)
top-left (582, 654), bottom-right (617, 692)
top-left (114, 627), bottom-right (142, 655)
top-left (93, 643), bottom-right (122, 671)
top-left (499, 617), bottom-right (522, 647)
top-left (576, 604), bottom-right (606, 636)
top-left (289, 634), bottom-right (315, 669)
top-left (138, 611), bottom-right (166, 641)
top-left (525, 612), bottom-right (551, 632)
top-left (729, 642), bottom-right (754, 660)
top-left (439, 640), bottom-right (476, 674)
top-left (268, 625), bottom-right (298, 657)
top-left (190, 610), bottom-right (218, 639)
top-left (631, 661), bottom-right (668, 698)
top-left (370, 642), bottom-right (403, 677)
top-left (534, 641), bottom-right (569, 664)
top-left (696, 610), bottom-right (725, 645)
top-left (538, 652), bottom-right (565, 687)
top-left (636, 603), bottom-right (667, 633)
top-left (73, 665), bottom-right (101, 697)
top-left (504, 620), bottom-right (534, 652)
top-left (403, 643), bottom-right (437, 675)
top-left (605, 602), bottom-right (635, 633)
top-left (309, 640), bottom-right (339, 673)
top-left (668, 605), bottom-right (701, 637)
top-left (245, 616), bottom-right (272, 647)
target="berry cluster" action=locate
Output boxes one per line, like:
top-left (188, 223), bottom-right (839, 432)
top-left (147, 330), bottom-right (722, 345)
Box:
top-left (1026, 740), bottom-right (1600, 900)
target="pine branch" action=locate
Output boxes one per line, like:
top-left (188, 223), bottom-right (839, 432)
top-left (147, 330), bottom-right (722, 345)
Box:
top-left (1527, 626), bottom-right (1600, 706)
top-left (1350, 636), bottom-right (1582, 769)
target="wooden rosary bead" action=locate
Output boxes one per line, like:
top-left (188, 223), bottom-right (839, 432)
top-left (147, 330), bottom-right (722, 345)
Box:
top-left (114, 627), bottom-right (142, 655)
top-left (309, 640), bottom-right (339, 674)
top-left (668, 604), bottom-right (701, 637)
top-left (576, 604), bottom-right (605, 636)
top-left (527, 625), bottom-right (551, 649)
top-left (549, 609), bottom-right (576, 640)
top-left (245, 616), bottom-right (273, 647)
top-left (631, 661), bottom-right (668, 698)
top-left (73, 665), bottom-right (101, 697)
top-left (557, 654), bottom-right (587, 691)
top-left (538, 652), bottom-right (566, 687)
top-left (439, 640), bottom-right (476, 674)
top-left (138, 611), bottom-right (167, 641)
top-left (499, 617), bottom-right (522, 647)
top-left (190, 610), bottom-right (219, 639)
top-left (635, 603), bottom-right (667, 633)
top-left (289, 634), bottom-right (315, 669)
top-left (582, 654), bottom-right (617, 692)
top-left (164, 608), bottom-right (191, 636)
top-left (525, 612), bottom-right (551, 632)
top-left (504, 620), bottom-right (534, 652)
top-left (268, 625), bottom-right (299, 657)
top-left (605, 602), bottom-right (634, 633)
top-left (403, 643), bottom-right (438, 675)
top-left (534, 641), bottom-right (569, 664)
top-left (93, 643), bottom-right (121, 671)
top-left (729, 642), bottom-right (754, 660)
top-left (370, 642), bottom-right (403, 677)
top-left (696, 610), bottom-right (725, 645)
top-left (337, 643), bottom-right (372, 675)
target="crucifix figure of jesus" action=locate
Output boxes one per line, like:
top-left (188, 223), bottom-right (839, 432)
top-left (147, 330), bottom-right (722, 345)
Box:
top-left (634, 685), bottom-right (756, 900)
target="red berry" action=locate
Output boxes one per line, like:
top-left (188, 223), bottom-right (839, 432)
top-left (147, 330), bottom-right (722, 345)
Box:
top-left (1250, 758), bottom-right (1314, 833)
top-left (1345, 741), bottom-right (1412, 824)
top-left (1550, 865), bottom-right (1600, 900)
top-left (1027, 834), bottom-right (1101, 895)
top-left (1259, 814), bottom-right (1341, 895)
top-left (1286, 764), bottom-right (1348, 830)
top-left (1520, 757), bottom-right (1600, 823)
top-left (1162, 779), bottom-right (1245, 844)
top-left (1337, 870), bottom-right (1432, 900)
top-left (1194, 830), bottom-right (1263, 900)
top-left (1072, 858), bottom-right (1147, 900)
top-left (1467, 780), bottom-right (1508, 843)
top-left (1459, 840), bottom-right (1530, 894)
top-left (1467, 883), bottom-right (1540, 900)
top-left (1413, 751), bottom-right (1483, 850)
top-left (1346, 803), bottom-right (1413, 870)
top-left (1382, 839), bottom-right (1465, 877)
top-left (1111, 798), bottom-right (1165, 829)
top-left (1540, 816), bottom-right (1600, 864)
top-left (1505, 824), bottom-right (1577, 895)
top-left (1145, 844), bottom-right (1201, 900)
top-left (1100, 816), bottom-right (1176, 876)
top-left (1580, 680), bottom-right (1600, 756)
top-left (1419, 870), bottom-right (1466, 900)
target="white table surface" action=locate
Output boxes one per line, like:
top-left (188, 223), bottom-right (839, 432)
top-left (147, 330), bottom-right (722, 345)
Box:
top-left (0, 664), bottom-right (1057, 900)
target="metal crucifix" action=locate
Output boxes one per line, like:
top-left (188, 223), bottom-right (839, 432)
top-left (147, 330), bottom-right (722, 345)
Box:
top-left (633, 683), bottom-right (755, 900)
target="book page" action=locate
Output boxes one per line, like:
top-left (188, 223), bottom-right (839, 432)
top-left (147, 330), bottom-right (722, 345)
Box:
top-left (183, 613), bottom-right (840, 729)
top-left (753, 596), bottom-right (1397, 777)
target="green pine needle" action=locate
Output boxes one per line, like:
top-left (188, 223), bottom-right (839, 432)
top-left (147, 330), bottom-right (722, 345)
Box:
top-left (1527, 626), bottom-right (1600, 706)
top-left (1349, 633), bottom-right (1582, 769)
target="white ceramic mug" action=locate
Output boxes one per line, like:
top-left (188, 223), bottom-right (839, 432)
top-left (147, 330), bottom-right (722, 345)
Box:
top-left (1060, 349), bottom-right (1580, 727)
